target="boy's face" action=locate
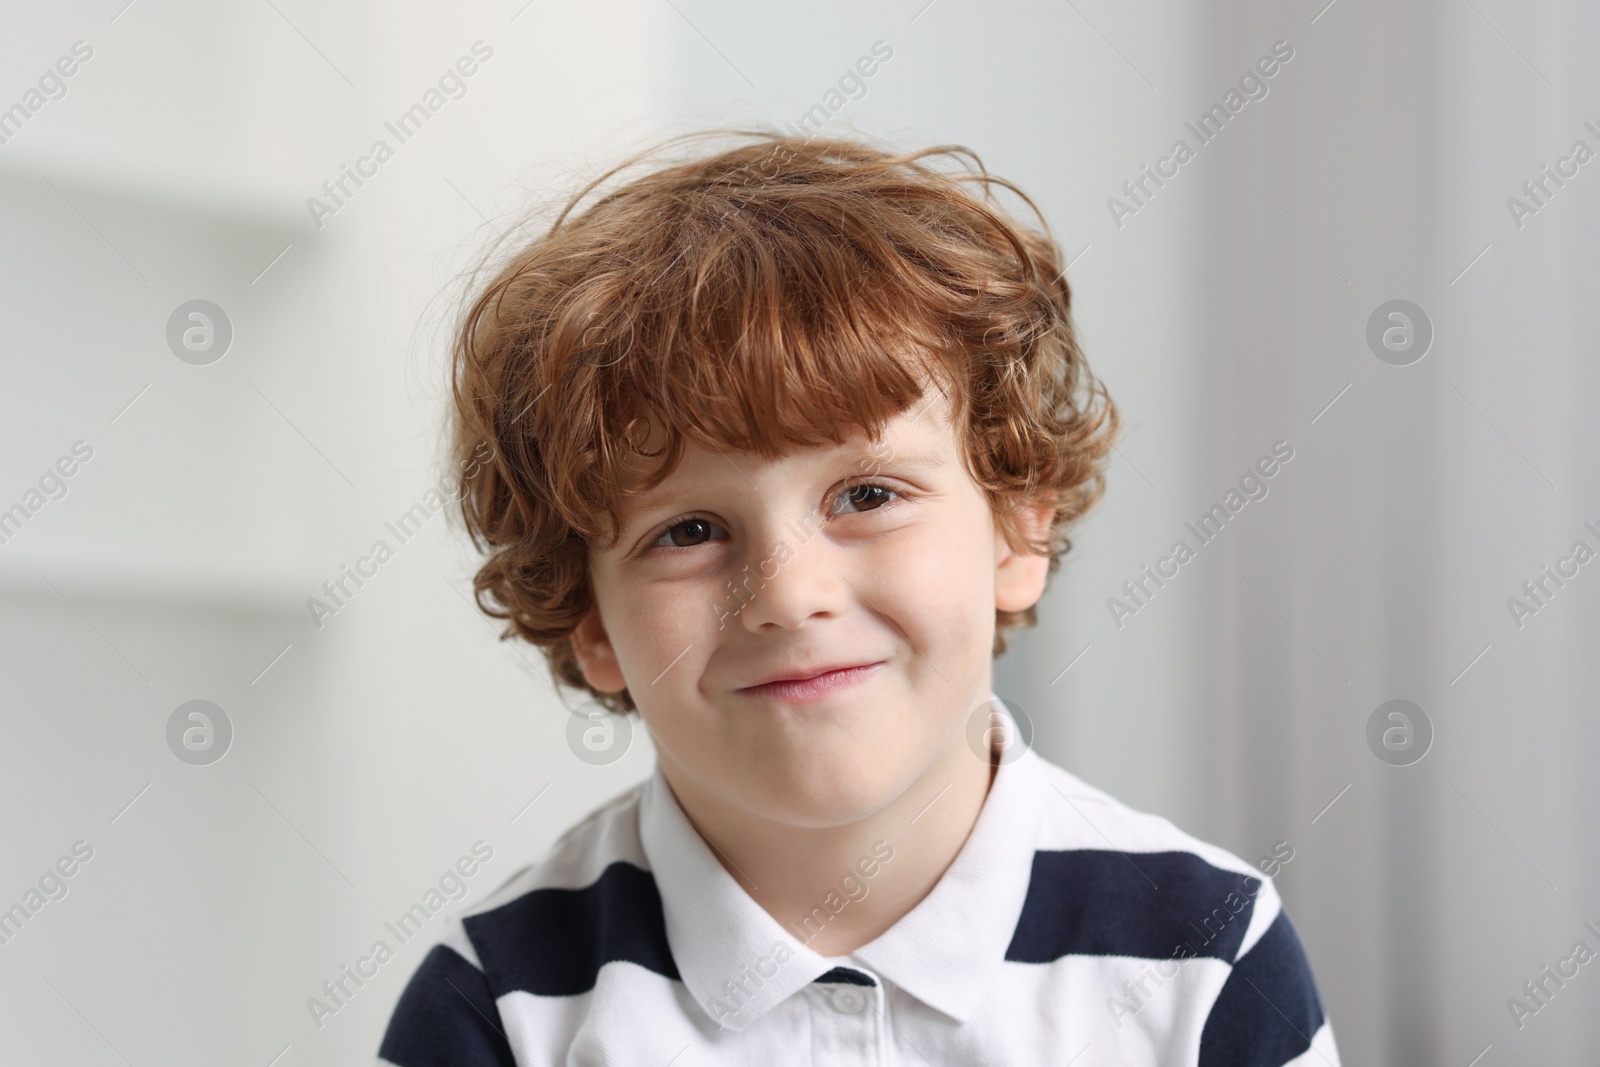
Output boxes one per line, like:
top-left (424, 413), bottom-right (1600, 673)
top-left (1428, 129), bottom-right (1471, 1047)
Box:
top-left (571, 386), bottom-right (1053, 830)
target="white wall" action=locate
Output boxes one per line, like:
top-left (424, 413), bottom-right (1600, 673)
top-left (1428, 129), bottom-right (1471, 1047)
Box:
top-left (0, 3), bottom-right (667, 1064)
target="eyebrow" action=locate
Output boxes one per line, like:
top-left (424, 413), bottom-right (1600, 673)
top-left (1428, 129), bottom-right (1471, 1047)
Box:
top-left (618, 444), bottom-right (945, 524)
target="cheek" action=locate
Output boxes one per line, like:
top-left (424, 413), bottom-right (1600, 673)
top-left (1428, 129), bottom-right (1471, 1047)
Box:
top-left (608, 584), bottom-right (710, 691)
top-left (605, 583), bottom-right (719, 757)
top-left (587, 559), bottom-right (709, 698)
top-left (863, 506), bottom-right (996, 655)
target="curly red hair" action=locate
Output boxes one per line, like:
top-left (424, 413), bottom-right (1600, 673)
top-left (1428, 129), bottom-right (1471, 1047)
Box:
top-left (446, 129), bottom-right (1118, 713)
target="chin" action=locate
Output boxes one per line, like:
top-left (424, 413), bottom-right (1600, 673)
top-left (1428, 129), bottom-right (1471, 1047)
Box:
top-left (735, 751), bottom-right (911, 829)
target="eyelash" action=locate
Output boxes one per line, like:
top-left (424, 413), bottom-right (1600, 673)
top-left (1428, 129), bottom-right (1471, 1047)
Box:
top-left (641, 480), bottom-right (908, 554)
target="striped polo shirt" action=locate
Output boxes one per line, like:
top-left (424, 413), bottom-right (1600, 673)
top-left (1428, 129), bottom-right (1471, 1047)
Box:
top-left (376, 727), bottom-right (1340, 1065)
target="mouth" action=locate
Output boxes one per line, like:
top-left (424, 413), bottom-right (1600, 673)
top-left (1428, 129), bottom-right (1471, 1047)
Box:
top-left (737, 662), bottom-right (886, 704)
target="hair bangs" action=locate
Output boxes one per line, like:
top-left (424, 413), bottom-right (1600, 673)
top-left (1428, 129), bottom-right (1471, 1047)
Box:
top-left (587, 210), bottom-right (959, 509)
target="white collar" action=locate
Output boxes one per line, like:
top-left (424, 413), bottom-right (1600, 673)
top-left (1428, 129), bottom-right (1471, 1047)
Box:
top-left (637, 699), bottom-right (1043, 1029)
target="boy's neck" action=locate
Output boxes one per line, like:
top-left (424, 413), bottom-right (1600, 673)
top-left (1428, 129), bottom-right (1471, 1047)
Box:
top-left (655, 718), bottom-right (999, 959)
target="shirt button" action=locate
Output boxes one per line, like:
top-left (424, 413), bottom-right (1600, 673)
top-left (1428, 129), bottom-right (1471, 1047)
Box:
top-left (828, 986), bottom-right (868, 1014)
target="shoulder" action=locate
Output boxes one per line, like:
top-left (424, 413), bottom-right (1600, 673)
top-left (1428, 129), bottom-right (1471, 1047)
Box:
top-left (1017, 755), bottom-right (1280, 965)
top-left (1015, 755), bottom-right (1340, 1065)
top-left (377, 780), bottom-right (662, 1067)
top-left (1032, 756), bottom-right (1266, 882)
top-left (457, 779), bottom-right (677, 994)
top-left (467, 779), bottom-right (653, 921)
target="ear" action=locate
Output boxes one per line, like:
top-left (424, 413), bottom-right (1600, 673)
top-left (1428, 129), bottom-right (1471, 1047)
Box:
top-left (994, 503), bottom-right (1055, 614)
top-left (569, 603), bottom-right (629, 693)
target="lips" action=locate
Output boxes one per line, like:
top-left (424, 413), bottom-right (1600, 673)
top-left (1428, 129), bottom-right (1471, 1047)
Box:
top-left (737, 661), bottom-right (887, 704)
top-left (742, 662), bottom-right (882, 689)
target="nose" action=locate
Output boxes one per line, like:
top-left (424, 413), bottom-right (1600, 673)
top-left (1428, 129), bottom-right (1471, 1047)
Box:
top-left (727, 516), bottom-right (849, 633)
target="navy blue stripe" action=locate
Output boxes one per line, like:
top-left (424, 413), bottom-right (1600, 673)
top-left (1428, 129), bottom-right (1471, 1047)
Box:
top-left (463, 861), bottom-right (679, 996)
top-left (378, 944), bottom-right (516, 1067)
top-left (1199, 910), bottom-right (1325, 1067)
top-left (813, 967), bottom-right (877, 986)
top-left (1006, 850), bottom-right (1263, 964)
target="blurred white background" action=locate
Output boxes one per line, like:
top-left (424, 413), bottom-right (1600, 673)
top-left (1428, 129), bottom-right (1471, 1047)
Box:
top-left (1, 0), bottom-right (1597, 1064)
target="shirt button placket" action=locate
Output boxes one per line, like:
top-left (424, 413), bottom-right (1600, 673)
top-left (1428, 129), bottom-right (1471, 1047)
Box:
top-left (811, 970), bottom-right (884, 1067)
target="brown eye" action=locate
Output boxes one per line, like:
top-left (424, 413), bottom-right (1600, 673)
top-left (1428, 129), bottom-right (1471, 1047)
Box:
top-left (658, 517), bottom-right (723, 549)
top-left (834, 483), bottom-right (899, 515)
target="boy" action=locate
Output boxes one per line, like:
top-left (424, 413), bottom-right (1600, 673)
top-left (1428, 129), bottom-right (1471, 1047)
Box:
top-left (377, 131), bottom-right (1340, 1065)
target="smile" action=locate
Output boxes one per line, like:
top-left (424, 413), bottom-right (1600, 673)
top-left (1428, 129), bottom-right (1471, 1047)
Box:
top-left (737, 662), bottom-right (886, 704)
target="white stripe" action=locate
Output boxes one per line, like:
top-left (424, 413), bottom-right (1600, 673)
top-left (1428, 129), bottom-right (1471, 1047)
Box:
top-left (1036, 764), bottom-right (1264, 882)
top-left (465, 785), bottom-right (649, 918)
